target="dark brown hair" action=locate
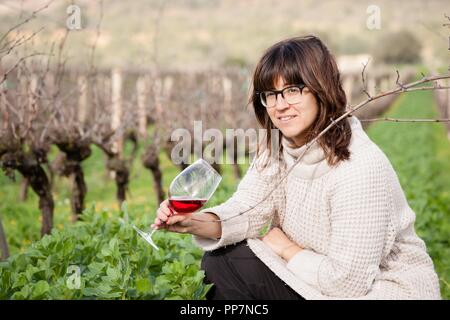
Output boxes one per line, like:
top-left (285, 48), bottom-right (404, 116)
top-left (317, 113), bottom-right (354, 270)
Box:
top-left (249, 35), bottom-right (352, 168)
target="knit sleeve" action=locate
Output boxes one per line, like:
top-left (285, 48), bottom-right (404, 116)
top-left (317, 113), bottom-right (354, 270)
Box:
top-left (192, 153), bottom-right (283, 251)
top-left (287, 148), bottom-right (391, 297)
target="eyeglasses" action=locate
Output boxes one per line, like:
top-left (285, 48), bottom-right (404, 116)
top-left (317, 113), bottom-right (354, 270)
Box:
top-left (256, 84), bottom-right (306, 108)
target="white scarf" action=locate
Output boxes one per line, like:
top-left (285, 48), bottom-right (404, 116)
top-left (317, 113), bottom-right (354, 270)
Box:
top-left (281, 116), bottom-right (366, 180)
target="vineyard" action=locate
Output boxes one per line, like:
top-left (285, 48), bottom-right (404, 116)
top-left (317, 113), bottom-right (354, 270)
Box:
top-left (0, 84), bottom-right (449, 299)
top-left (0, 58), bottom-right (401, 247)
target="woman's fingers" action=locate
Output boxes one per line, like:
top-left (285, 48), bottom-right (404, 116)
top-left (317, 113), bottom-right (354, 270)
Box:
top-left (157, 209), bottom-right (170, 222)
top-left (151, 200), bottom-right (192, 232)
top-left (166, 214), bottom-right (185, 225)
top-left (151, 213), bottom-right (193, 234)
top-left (151, 200), bottom-right (176, 229)
top-left (160, 199), bottom-right (174, 215)
top-left (166, 214), bottom-right (193, 233)
top-left (155, 200), bottom-right (173, 222)
top-left (152, 217), bottom-right (163, 229)
top-left (166, 223), bottom-right (188, 234)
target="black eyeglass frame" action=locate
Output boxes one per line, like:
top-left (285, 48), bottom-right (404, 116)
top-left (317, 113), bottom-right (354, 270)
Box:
top-left (256, 84), bottom-right (307, 108)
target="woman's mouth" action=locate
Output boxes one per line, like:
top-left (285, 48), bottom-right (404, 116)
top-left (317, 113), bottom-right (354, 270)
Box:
top-left (278, 115), bottom-right (297, 122)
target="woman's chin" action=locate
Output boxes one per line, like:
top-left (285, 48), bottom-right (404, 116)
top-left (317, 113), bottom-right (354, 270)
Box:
top-left (278, 128), bottom-right (307, 146)
top-left (280, 129), bottom-right (301, 140)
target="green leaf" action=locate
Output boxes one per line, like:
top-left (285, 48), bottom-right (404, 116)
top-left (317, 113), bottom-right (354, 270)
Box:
top-left (109, 238), bottom-right (119, 251)
top-left (12, 274), bottom-right (27, 289)
top-left (181, 253), bottom-right (196, 266)
top-left (120, 201), bottom-right (129, 223)
top-left (165, 295), bottom-right (183, 300)
top-left (32, 280), bottom-right (50, 299)
top-left (135, 278), bottom-right (152, 293)
top-left (11, 285), bottom-right (31, 300)
top-left (101, 246), bottom-right (112, 257)
top-left (25, 265), bottom-right (37, 282)
top-left (196, 283), bottom-right (214, 300)
top-left (62, 240), bottom-right (75, 256)
top-left (88, 262), bottom-right (106, 272)
top-left (154, 275), bottom-right (171, 297)
top-left (106, 267), bottom-right (121, 281)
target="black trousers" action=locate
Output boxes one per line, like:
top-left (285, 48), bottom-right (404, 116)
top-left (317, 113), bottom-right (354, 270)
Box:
top-left (200, 240), bottom-right (305, 300)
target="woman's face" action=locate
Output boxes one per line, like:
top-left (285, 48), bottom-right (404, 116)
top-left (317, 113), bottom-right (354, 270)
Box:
top-left (266, 76), bottom-right (319, 146)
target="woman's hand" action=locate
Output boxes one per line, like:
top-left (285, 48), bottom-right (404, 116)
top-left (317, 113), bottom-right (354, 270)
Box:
top-left (151, 199), bottom-right (193, 234)
top-left (261, 227), bottom-right (303, 261)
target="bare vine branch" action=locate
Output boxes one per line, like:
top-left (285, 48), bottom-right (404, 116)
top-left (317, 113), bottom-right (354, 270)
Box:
top-left (0, 0), bottom-right (54, 52)
top-left (360, 117), bottom-right (450, 123)
top-left (361, 60), bottom-right (372, 99)
top-left (0, 52), bottom-right (47, 86)
top-left (190, 72), bottom-right (450, 224)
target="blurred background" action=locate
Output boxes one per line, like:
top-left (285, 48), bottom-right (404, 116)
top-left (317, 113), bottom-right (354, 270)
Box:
top-left (1, 0), bottom-right (448, 70)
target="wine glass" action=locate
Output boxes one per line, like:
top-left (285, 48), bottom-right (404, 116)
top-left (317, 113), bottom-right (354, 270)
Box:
top-left (133, 158), bottom-right (222, 250)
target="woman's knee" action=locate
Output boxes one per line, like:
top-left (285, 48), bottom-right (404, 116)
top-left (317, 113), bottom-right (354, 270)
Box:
top-left (200, 243), bottom-right (255, 300)
top-left (200, 241), bottom-right (249, 281)
top-left (200, 250), bottom-right (226, 284)
top-left (200, 251), bottom-right (218, 277)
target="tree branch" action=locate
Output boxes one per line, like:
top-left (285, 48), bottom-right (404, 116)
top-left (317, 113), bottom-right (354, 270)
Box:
top-left (361, 60), bottom-right (372, 99)
top-left (360, 117), bottom-right (450, 123)
top-left (0, 0), bottom-right (54, 48)
top-left (0, 52), bottom-right (48, 86)
top-left (191, 72), bottom-right (450, 224)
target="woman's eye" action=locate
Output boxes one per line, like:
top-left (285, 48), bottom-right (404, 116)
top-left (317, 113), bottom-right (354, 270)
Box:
top-left (287, 88), bottom-right (299, 94)
top-left (265, 92), bottom-right (275, 97)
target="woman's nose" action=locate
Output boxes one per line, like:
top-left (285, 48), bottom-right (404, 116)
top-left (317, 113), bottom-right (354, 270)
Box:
top-left (274, 94), bottom-right (290, 110)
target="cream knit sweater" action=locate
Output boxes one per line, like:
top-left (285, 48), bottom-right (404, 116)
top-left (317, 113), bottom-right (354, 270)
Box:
top-left (193, 116), bottom-right (441, 300)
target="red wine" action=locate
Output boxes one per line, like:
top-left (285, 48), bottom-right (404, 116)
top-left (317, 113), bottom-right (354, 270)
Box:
top-left (169, 198), bottom-right (207, 214)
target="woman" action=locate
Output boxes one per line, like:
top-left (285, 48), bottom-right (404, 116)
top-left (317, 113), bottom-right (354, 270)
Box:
top-left (151, 35), bottom-right (441, 300)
